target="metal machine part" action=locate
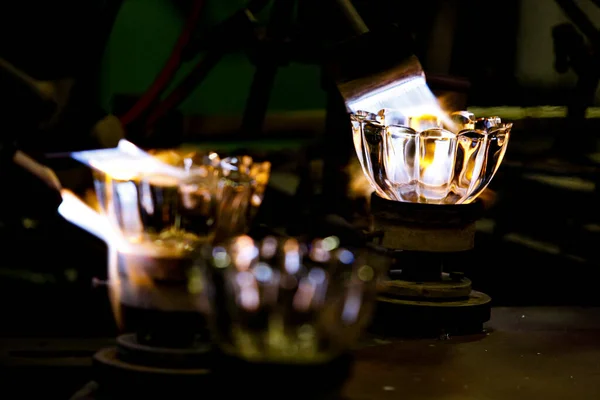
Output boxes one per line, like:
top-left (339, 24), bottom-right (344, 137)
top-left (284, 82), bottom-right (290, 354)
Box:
top-left (370, 194), bottom-right (482, 251)
top-left (92, 334), bottom-right (212, 398)
top-left (88, 344), bottom-right (351, 399)
top-left (348, 110), bottom-right (508, 336)
top-left (370, 193), bottom-right (491, 337)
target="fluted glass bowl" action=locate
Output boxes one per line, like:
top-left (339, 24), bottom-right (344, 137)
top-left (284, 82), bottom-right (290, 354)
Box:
top-left (351, 110), bottom-right (511, 204)
top-left (198, 235), bottom-right (384, 364)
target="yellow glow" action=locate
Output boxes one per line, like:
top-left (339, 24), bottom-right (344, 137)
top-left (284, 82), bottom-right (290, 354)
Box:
top-left (419, 140), bottom-right (437, 169)
top-left (231, 235), bottom-right (258, 271)
top-left (408, 114), bottom-right (440, 131)
top-left (283, 238), bottom-right (299, 253)
top-left (89, 160), bottom-right (140, 181)
top-left (358, 265), bottom-right (374, 282)
top-left (409, 99), bottom-right (458, 187)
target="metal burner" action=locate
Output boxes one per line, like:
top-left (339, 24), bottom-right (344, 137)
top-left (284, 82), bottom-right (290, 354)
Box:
top-left (369, 193), bottom-right (492, 337)
top-left (350, 109), bottom-right (509, 337)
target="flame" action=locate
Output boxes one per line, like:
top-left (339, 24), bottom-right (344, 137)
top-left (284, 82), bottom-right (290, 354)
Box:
top-left (72, 139), bottom-right (194, 182)
top-left (84, 188), bottom-right (102, 212)
top-left (58, 189), bottom-right (118, 245)
top-left (347, 158), bottom-right (374, 199)
top-left (420, 136), bottom-right (455, 188)
top-left (435, 93), bottom-right (456, 115)
top-left (408, 114), bottom-right (441, 131)
top-left (58, 189), bottom-right (170, 330)
top-left (403, 95), bottom-right (456, 132)
top-left (401, 96), bottom-right (458, 200)
top-left (58, 189), bottom-right (125, 328)
top-left (88, 160), bottom-right (140, 181)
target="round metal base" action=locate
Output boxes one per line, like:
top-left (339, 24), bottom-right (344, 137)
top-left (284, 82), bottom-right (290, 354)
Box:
top-left (372, 288), bottom-right (492, 338)
top-left (116, 333), bottom-right (211, 369)
top-left (94, 347), bottom-right (211, 396)
top-left (92, 343), bottom-right (352, 399)
top-left (382, 272), bottom-right (472, 299)
top-left (92, 334), bottom-right (212, 396)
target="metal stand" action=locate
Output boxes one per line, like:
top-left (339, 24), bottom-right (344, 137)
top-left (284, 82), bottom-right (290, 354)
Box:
top-left (87, 334), bottom-right (212, 398)
top-left (77, 335), bottom-right (352, 399)
top-left (81, 251), bottom-right (213, 397)
top-left (369, 193), bottom-right (492, 337)
top-left (241, 0), bottom-right (296, 136)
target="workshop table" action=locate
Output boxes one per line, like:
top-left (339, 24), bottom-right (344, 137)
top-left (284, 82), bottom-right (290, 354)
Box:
top-left (345, 307), bottom-right (600, 399)
top-left (2, 307), bottom-right (600, 399)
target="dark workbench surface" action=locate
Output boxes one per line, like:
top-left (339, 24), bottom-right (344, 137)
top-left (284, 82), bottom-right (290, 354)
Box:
top-left (346, 307), bottom-right (600, 400)
top-left (2, 307), bottom-right (600, 399)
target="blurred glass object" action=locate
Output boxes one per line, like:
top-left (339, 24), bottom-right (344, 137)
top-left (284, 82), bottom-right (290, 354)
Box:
top-left (199, 235), bottom-right (386, 364)
top-left (65, 140), bottom-right (271, 333)
top-left (215, 156), bottom-right (271, 244)
top-left (92, 146), bottom-right (222, 255)
top-left (351, 110), bottom-right (511, 204)
top-left (71, 140), bottom-right (271, 253)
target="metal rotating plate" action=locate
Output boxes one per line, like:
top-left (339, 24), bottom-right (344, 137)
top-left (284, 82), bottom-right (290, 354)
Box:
top-left (93, 346), bottom-right (211, 396)
top-left (116, 333), bottom-right (212, 369)
top-left (379, 274), bottom-right (472, 299)
top-left (372, 291), bottom-right (492, 337)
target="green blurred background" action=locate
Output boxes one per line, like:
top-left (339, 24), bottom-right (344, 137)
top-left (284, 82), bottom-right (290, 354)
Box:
top-left (100, 0), bottom-right (326, 115)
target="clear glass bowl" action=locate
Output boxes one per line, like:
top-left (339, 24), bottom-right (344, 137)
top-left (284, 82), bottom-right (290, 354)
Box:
top-left (351, 110), bottom-right (511, 204)
top-left (198, 235), bottom-right (385, 364)
top-left (90, 146), bottom-right (270, 255)
top-left (92, 148), bottom-right (221, 256)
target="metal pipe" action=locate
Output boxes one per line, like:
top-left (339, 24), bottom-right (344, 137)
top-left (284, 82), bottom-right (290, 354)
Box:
top-left (331, 0), bottom-right (369, 35)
